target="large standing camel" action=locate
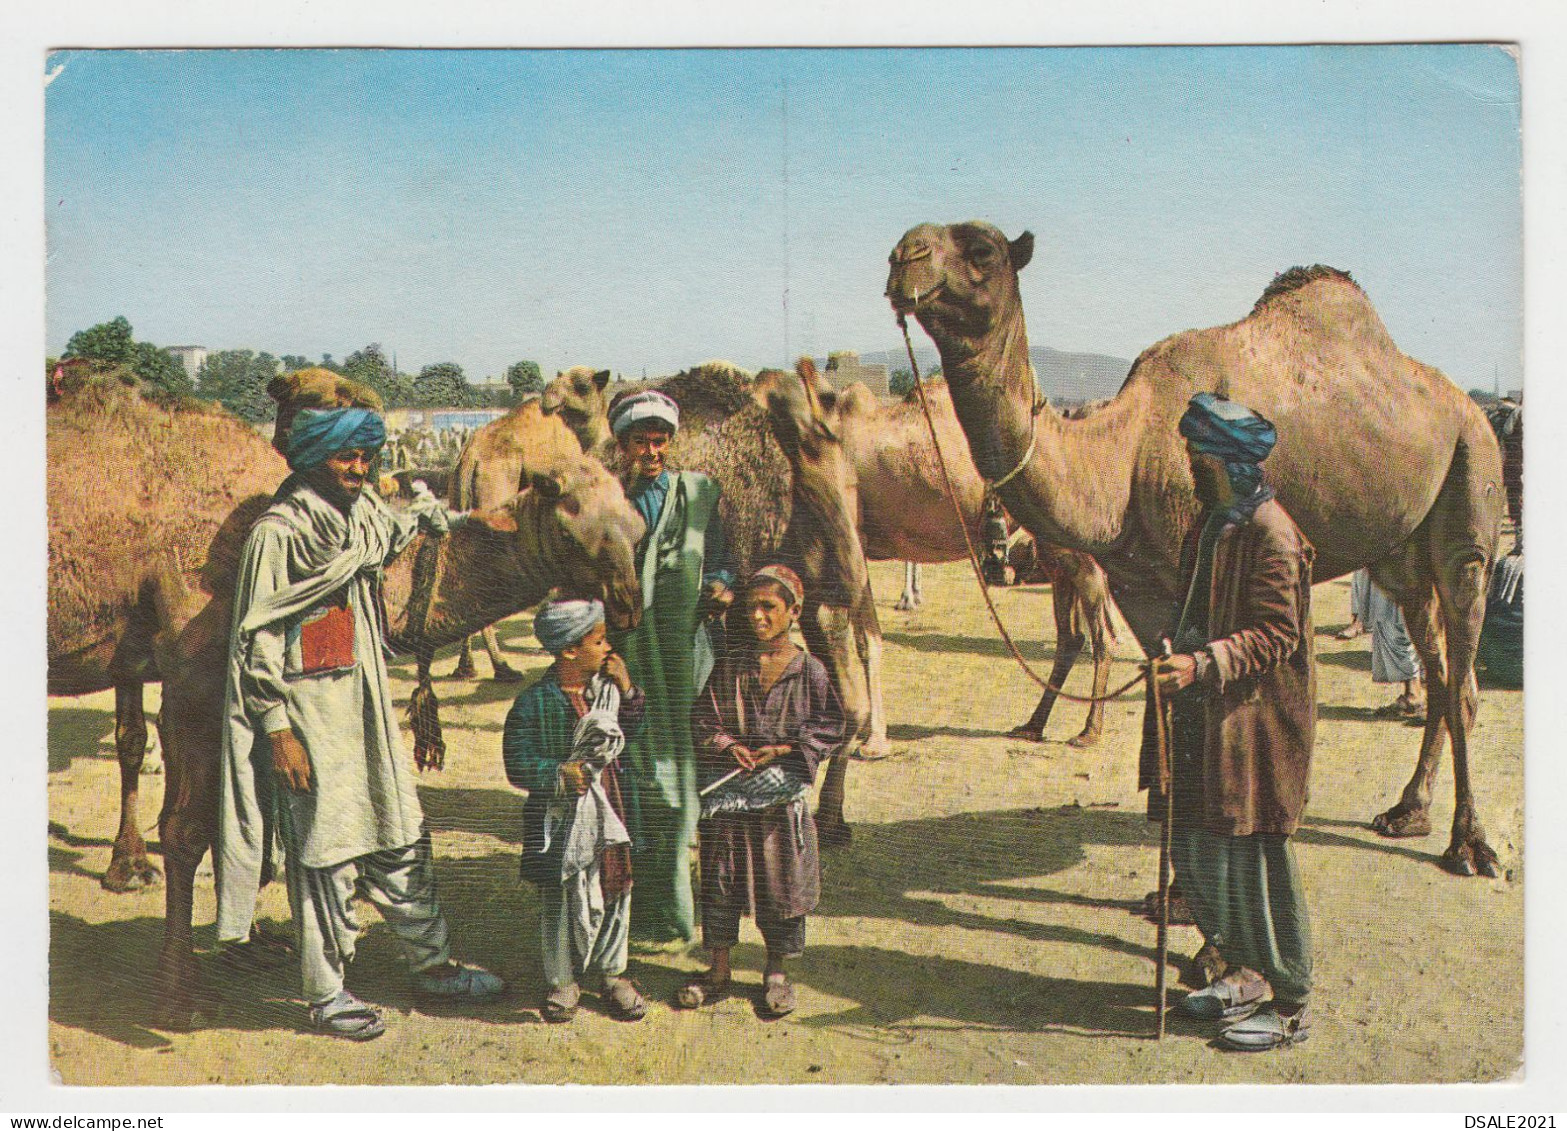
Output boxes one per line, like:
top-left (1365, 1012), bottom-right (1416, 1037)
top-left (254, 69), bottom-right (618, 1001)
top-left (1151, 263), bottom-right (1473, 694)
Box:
top-left (886, 221), bottom-right (1504, 877)
top-left (809, 373), bottom-right (1119, 747)
top-left (538, 361), bottom-right (880, 843)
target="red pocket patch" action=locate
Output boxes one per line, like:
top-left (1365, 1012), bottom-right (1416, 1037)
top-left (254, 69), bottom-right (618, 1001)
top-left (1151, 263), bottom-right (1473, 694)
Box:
top-left (298, 604), bottom-right (356, 674)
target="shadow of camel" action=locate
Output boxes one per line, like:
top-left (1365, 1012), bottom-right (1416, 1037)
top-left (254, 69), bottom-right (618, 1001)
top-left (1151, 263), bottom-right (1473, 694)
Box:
top-left (881, 631), bottom-right (1062, 663)
top-left (792, 944), bottom-right (1155, 1039)
top-left (1296, 814), bottom-right (1445, 867)
top-left (47, 706), bottom-right (117, 773)
top-left (1316, 649), bottom-right (1373, 673)
top-left (417, 785), bottom-right (525, 845)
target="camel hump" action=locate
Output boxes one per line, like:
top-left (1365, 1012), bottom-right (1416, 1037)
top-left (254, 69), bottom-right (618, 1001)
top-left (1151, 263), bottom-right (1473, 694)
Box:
top-left (268, 368), bottom-right (384, 457)
top-left (1250, 264), bottom-right (1361, 316)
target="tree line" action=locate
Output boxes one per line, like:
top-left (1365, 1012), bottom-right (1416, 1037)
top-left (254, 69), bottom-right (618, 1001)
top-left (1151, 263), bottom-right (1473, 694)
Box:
top-left (55, 317), bottom-right (546, 424)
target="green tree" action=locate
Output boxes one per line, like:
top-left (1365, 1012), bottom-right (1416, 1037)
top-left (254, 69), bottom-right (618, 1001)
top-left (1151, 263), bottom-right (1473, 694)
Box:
top-left (280, 354), bottom-right (310, 372)
top-left (196, 350), bottom-right (279, 422)
top-left (506, 359), bottom-right (543, 398)
top-left (64, 316), bottom-right (135, 365)
top-left (414, 361), bottom-right (472, 407)
top-left (133, 341), bottom-right (193, 398)
top-left (889, 367), bottom-right (915, 397)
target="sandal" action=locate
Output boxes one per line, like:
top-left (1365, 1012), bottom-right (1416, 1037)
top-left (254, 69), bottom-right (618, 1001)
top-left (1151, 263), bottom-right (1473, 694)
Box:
top-left (541, 983), bottom-right (580, 1023)
top-left (602, 977), bottom-right (648, 1022)
top-left (675, 973), bottom-right (731, 1009)
top-left (1221, 1003), bottom-right (1311, 1051)
top-left (1372, 694), bottom-right (1424, 719)
top-left (1180, 966), bottom-right (1269, 1021)
top-left (761, 975), bottom-right (796, 1018)
top-left (1142, 887), bottom-right (1197, 926)
top-left (308, 991), bottom-right (386, 1041)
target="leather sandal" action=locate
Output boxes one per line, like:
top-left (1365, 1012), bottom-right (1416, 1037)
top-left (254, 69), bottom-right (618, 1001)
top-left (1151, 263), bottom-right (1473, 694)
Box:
top-left (761, 975), bottom-right (797, 1018)
top-left (675, 973), bottom-right (731, 1009)
top-left (308, 991), bottom-right (386, 1041)
top-left (1221, 1003), bottom-right (1312, 1051)
top-left (602, 977), bottom-right (648, 1022)
top-left (541, 983), bottom-right (580, 1023)
top-left (1180, 966), bottom-right (1269, 1021)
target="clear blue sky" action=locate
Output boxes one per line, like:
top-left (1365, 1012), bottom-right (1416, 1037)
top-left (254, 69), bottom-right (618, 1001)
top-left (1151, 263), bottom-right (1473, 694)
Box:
top-left (45, 46), bottom-right (1521, 390)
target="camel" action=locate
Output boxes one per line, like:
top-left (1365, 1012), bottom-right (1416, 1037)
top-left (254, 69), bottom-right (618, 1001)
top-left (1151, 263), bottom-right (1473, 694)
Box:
top-left (886, 221), bottom-right (1505, 878)
top-left (808, 374), bottom-right (1119, 747)
top-left (445, 395), bottom-right (585, 680)
top-left (47, 373), bottom-right (648, 1024)
top-left (538, 361), bottom-right (881, 844)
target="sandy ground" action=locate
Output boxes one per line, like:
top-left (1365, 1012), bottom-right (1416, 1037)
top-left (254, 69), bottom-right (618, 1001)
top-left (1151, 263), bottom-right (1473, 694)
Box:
top-left (46, 559), bottom-right (1523, 1085)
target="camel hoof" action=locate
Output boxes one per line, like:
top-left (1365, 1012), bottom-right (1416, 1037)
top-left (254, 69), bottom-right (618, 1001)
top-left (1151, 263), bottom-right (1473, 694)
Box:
top-left (1066, 731), bottom-right (1101, 749)
top-left (451, 660), bottom-right (478, 680)
top-left (491, 665), bottom-right (526, 683)
top-left (1441, 838), bottom-right (1503, 879)
top-left (102, 855), bottom-right (163, 893)
top-left (1005, 725), bottom-right (1045, 744)
top-left (1370, 804), bottom-right (1432, 839)
top-left (815, 817), bottom-right (852, 850)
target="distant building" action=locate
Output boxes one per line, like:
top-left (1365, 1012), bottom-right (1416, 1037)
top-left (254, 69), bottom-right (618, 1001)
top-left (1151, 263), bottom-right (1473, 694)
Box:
top-left (823, 350), bottom-right (891, 398)
top-left (165, 345), bottom-right (208, 382)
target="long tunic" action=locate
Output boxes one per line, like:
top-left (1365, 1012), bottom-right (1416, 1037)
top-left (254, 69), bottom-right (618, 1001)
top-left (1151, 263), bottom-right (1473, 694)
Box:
top-left (1349, 569), bottom-right (1421, 684)
top-left (216, 477), bottom-right (424, 944)
top-left (691, 648), bottom-right (845, 923)
top-left (611, 469), bottom-right (731, 941)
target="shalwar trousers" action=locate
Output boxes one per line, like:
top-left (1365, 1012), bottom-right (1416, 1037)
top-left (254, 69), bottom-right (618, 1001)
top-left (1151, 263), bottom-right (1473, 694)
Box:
top-left (539, 860), bottom-right (632, 989)
top-left (283, 830), bottom-right (452, 1004)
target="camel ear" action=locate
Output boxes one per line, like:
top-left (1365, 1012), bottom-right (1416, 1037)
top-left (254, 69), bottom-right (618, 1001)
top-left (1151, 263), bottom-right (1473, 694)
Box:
top-left (530, 471), bottom-right (563, 501)
top-left (473, 506), bottom-right (519, 534)
top-left (1009, 232), bottom-right (1035, 271)
top-left (593, 369), bottom-right (611, 391)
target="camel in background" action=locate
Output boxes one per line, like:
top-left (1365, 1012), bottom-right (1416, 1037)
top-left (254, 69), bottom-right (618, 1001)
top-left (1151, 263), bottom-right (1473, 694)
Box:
top-left (804, 373), bottom-right (1119, 748)
top-left (538, 361), bottom-right (881, 843)
top-left (887, 221), bottom-right (1504, 877)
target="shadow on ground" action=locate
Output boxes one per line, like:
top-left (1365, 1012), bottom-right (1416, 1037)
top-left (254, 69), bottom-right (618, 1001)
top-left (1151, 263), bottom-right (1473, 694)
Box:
top-left (47, 706), bottom-right (117, 773)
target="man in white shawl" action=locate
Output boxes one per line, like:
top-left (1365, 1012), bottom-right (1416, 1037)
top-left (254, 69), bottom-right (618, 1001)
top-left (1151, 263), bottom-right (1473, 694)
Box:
top-left (1339, 568), bottom-right (1424, 718)
top-left (216, 406), bottom-right (503, 1041)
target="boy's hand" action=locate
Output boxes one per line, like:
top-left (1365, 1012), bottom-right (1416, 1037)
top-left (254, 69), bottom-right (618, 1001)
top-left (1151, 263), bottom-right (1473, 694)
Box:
top-left (730, 744), bottom-right (757, 771)
top-left (269, 730), bottom-right (313, 793)
top-left (752, 744), bottom-right (790, 768)
top-left (558, 762), bottom-right (593, 796)
top-left (601, 653), bottom-right (633, 694)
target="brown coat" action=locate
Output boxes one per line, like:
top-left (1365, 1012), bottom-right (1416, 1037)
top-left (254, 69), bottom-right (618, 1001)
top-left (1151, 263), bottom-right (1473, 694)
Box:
top-left (1141, 498), bottom-right (1317, 836)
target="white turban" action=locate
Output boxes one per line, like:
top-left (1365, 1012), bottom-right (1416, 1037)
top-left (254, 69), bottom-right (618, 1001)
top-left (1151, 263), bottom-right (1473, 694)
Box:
top-left (533, 598), bottom-right (605, 654)
top-left (610, 389), bottom-right (680, 438)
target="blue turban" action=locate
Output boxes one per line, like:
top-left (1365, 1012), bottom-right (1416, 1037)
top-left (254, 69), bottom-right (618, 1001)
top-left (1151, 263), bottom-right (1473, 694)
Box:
top-left (610, 390), bottom-right (680, 438)
top-left (287, 407), bottom-right (387, 471)
top-left (534, 598), bottom-right (605, 654)
top-left (1179, 392), bottom-right (1277, 501)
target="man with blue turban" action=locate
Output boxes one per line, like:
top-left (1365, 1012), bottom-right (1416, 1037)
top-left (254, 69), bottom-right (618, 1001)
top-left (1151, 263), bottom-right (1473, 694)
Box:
top-left (1144, 392), bottom-right (1319, 1051)
top-left (605, 387), bottom-right (735, 946)
top-left (216, 404), bottom-right (503, 1041)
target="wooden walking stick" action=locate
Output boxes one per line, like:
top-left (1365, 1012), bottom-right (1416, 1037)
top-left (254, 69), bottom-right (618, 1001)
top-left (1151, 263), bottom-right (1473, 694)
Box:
top-left (1151, 641), bottom-right (1176, 1040)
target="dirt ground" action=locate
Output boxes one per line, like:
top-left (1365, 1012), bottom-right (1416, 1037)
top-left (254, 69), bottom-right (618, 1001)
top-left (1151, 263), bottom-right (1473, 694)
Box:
top-left (46, 558), bottom-right (1524, 1086)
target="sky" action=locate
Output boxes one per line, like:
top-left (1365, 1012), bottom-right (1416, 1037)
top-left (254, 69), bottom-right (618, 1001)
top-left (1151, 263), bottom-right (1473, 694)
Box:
top-left (44, 46), bottom-right (1522, 390)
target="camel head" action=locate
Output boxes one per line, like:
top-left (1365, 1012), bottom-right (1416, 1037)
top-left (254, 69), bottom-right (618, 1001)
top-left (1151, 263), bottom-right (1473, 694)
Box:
top-left (539, 366), bottom-right (613, 453)
top-left (475, 455), bottom-right (646, 632)
top-left (764, 357), bottom-right (844, 468)
top-left (886, 221), bottom-right (1034, 350)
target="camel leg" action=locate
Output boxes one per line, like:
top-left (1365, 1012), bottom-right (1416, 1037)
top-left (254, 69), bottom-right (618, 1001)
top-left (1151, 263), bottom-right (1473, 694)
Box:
top-left (1069, 587), bottom-right (1114, 748)
top-left (1007, 581), bottom-right (1085, 743)
top-left (894, 562), bottom-right (921, 611)
top-left (103, 682), bottom-right (163, 892)
top-left (1433, 549), bottom-right (1502, 878)
top-left (451, 634), bottom-right (480, 679)
top-left (1370, 588), bottom-right (1443, 839)
top-left (481, 623), bottom-right (524, 682)
top-left (804, 604), bottom-right (863, 848)
top-left (857, 621), bottom-right (891, 759)
top-left (153, 676), bottom-right (221, 1030)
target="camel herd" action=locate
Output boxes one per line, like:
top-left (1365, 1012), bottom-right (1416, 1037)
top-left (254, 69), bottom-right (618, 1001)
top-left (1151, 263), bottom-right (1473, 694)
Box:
top-left (46, 219), bottom-right (1509, 1026)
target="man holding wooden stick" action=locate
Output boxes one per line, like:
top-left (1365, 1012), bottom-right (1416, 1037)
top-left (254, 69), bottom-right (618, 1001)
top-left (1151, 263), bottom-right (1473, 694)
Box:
top-left (1146, 392), bottom-right (1318, 1052)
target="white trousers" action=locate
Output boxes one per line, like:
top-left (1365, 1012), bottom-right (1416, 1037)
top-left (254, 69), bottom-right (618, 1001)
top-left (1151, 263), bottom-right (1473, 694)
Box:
top-left (539, 860), bottom-right (631, 990)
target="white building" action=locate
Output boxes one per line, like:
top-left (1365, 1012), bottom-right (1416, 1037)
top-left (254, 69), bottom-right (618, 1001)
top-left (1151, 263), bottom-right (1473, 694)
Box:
top-left (165, 345), bottom-right (208, 382)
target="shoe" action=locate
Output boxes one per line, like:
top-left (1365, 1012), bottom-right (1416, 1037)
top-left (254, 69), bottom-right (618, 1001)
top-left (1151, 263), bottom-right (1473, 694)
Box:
top-left (675, 972), bottom-right (732, 1009)
top-left (308, 990), bottom-right (386, 1041)
top-left (602, 976), bottom-right (648, 1022)
top-left (542, 983), bottom-right (580, 1023)
top-left (761, 974), bottom-right (797, 1018)
top-left (1221, 1003), bottom-right (1312, 1051)
top-left (1180, 966), bottom-right (1269, 1021)
top-left (412, 961), bottom-right (505, 1001)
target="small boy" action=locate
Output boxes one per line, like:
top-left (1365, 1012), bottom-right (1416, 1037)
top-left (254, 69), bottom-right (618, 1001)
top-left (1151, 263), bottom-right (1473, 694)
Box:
top-left (502, 598), bottom-right (649, 1022)
top-left (680, 565), bottom-right (845, 1017)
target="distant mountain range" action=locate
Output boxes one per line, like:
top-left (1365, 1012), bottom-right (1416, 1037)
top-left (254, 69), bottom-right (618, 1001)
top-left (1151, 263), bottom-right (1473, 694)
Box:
top-left (855, 344), bottom-right (1134, 404)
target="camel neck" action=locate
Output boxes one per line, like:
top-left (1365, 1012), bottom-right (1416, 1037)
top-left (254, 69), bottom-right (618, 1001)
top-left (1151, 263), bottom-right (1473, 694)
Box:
top-left (383, 519), bottom-right (542, 652)
top-left (927, 302), bottom-right (1145, 554)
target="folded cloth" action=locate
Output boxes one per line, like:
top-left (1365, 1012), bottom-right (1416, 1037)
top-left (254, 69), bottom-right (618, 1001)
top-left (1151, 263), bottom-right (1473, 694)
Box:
top-left (700, 762), bottom-right (810, 819)
top-left (543, 675), bottom-right (632, 880)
